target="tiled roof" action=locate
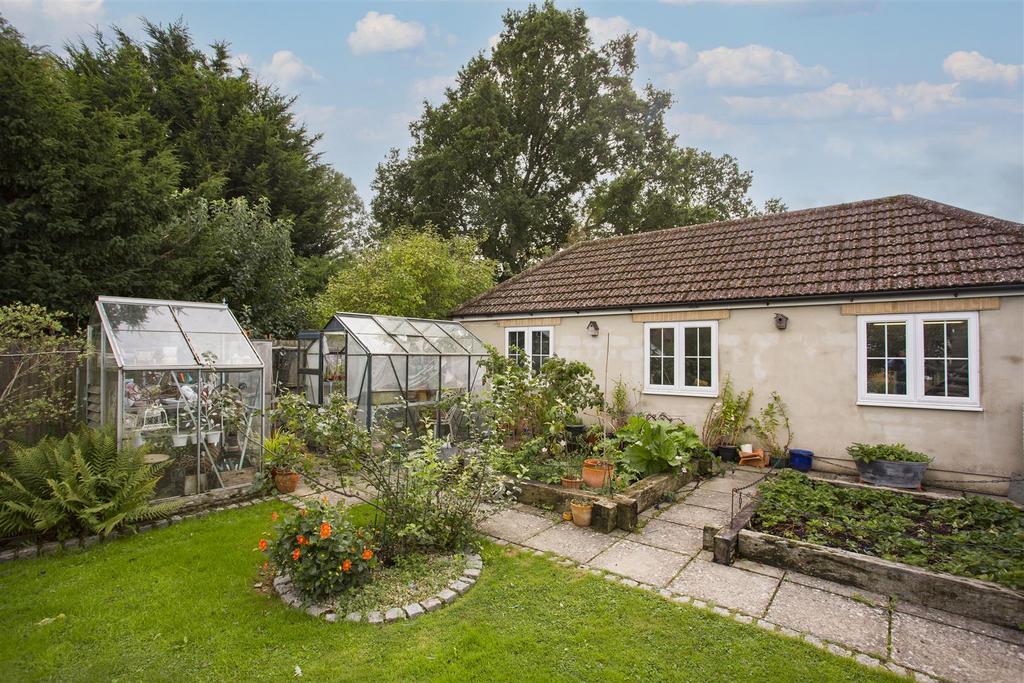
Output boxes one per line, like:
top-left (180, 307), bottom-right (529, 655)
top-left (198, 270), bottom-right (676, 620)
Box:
top-left (452, 195), bottom-right (1024, 317)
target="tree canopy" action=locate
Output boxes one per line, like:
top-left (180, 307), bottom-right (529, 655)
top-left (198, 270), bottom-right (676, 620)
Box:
top-left (316, 230), bottom-right (496, 323)
top-left (372, 2), bottom-right (782, 275)
top-left (0, 18), bottom-right (362, 331)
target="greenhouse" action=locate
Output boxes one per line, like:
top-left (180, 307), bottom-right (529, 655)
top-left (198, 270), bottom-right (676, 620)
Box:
top-left (83, 296), bottom-right (264, 499)
top-left (298, 313), bottom-right (489, 433)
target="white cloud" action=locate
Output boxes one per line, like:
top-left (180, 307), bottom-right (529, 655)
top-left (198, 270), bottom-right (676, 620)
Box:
top-left (943, 51), bottom-right (1022, 86)
top-left (0, 0), bottom-right (105, 47)
top-left (487, 33), bottom-right (500, 51)
top-left (260, 50), bottom-right (320, 86)
top-left (230, 52), bottom-right (251, 73)
top-left (411, 74), bottom-right (455, 101)
top-left (667, 112), bottom-right (736, 140)
top-left (347, 11), bottom-right (426, 55)
top-left (295, 104), bottom-right (336, 128)
top-left (725, 81), bottom-right (963, 121)
top-left (587, 16), bottom-right (690, 65)
top-left (686, 44), bottom-right (829, 87)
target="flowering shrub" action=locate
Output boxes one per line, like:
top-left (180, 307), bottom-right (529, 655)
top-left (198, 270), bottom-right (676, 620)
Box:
top-left (261, 500), bottom-right (380, 602)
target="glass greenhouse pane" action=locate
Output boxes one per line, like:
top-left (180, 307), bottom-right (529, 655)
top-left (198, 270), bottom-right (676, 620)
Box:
top-left (102, 302), bottom-right (179, 331)
top-left (187, 332), bottom-right (260, 367)
top-left (408, 355), bottom-right (440, 394)
top-left (361, 334), bottom-right (407, 354)
top-left (395, 335), bottom-right (438, 354)
top-left (109, 330), bottom-right (195, 367)
top-left (442, 356), bottom-right (470, 390)
top-left (172, 306), bottom-right (239, 333)
top-left (374, 316), bottom-right (420, 336)
top-left (336, 315), bottom-right (387, 336)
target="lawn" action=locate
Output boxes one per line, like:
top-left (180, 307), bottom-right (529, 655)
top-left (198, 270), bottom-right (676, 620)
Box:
top-left (0, 502), bottom-right (897, 682)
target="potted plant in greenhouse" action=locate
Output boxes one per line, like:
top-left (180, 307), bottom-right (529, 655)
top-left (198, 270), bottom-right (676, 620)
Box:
top-left (847, 443), bottom-right (932, 489)
top-left (570, 498), bottom-right (593, 527)
top-left (263, 430), bottom-right (307, 494)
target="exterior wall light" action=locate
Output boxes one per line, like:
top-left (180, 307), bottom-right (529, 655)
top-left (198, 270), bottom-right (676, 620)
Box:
top-left (587, 320), bottom-right (600, 337)
top-left (774, 313), bottom-right (789, 330)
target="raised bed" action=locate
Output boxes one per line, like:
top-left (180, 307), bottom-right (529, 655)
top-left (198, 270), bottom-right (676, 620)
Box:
top-left (514, 469), bottom-right (692, 533)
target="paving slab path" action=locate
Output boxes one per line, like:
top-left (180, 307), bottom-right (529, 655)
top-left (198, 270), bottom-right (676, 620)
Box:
top-left (478, 468), bottom-right (1024, 683)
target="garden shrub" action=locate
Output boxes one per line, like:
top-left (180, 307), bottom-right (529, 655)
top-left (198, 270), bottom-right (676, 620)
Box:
top-left (847, 443), bottom-right (932, 464)
top-left (0, 426), bottom-right (179, 540)
top-left (263, 499), bottom-right (380, 602)
top-left (751, 470), bottom-right (1024, 589)
top-left (615, 416), bottom-right (708, 477)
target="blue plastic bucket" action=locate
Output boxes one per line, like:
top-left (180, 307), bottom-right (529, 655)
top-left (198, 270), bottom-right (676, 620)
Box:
top-left (789, 449), bottom-right (813, 472)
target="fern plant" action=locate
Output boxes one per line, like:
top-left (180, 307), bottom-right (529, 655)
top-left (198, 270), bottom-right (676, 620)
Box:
top-left (0, 427), bottom-right (180, 540)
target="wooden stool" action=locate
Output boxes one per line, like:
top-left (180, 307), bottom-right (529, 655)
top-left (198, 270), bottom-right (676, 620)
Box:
top-left (739, 448), bottom-right (766, 467)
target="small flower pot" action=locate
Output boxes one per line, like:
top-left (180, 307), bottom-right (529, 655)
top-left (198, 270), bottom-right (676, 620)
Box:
top-left (560, 476), bottom-right (583, 490)
top-left (570, 500), bottom-right (593, 527)
top-left (582, 459), bottom-right (614, 489)
top-left (273, 470), bottom-right (300, 494)
top-left (205, 431), bottom-right (222, 446)
top-left (566, 424), bottom-right (587, 440)
top-left (171, 433), bottom-right (188, 448)
top-left (132, 432), bottom-right (145, 448)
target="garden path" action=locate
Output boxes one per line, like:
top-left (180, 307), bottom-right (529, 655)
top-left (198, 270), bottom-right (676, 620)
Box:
top-left (477, 468), bottom-right (1024, 683)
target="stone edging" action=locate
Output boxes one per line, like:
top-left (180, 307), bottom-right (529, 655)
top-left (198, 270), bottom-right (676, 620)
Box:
top-left (0, 494), bottom-right (276, 564)
top-left (486, 536), bottom-right (940, 683)
top-left (272, 551), bottom-right (483, 624)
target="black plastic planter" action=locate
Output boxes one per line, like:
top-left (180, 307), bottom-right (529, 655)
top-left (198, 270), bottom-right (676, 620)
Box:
top-left (717, 445), bottom-right (739, 462)
top-left (855, 459), bottom-right (929, 489)
top-left (566, 424), bottom-right (587, 439)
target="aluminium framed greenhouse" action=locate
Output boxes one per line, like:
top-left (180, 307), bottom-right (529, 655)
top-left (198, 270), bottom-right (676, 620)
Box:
top-left (82, 296), bottom-right (264, 499)
top-left (297, 313), bottom-right (489, 433)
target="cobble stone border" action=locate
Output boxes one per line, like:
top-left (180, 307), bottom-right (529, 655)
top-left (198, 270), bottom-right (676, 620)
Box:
top-left (0, 493), bottom-right (277, 564)
top-left (486, 536), bottom-right (939, 683)
top-left (272, 551), bottom-right (483, 624)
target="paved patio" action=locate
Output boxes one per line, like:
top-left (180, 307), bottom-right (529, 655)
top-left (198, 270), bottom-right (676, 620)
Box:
top-left (477, 468), bottom-right (1024, 683)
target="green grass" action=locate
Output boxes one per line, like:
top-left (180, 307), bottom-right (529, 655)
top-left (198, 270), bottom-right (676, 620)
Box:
top-left (0, 502), bottom-right (898, 682)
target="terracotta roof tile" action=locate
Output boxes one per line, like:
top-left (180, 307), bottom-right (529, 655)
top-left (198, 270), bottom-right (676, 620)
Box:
top-left (453, 195), bottom-right (1024, 317)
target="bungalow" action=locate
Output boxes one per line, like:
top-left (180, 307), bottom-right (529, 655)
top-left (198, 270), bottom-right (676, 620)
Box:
top-left (452, 195), bottom-right (1024, 495)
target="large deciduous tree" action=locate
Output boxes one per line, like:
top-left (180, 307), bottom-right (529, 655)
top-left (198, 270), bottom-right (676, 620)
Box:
top-left (316, 230), bottom-right (496, 322)
top-left (372, 2), bottom-right (781, 275)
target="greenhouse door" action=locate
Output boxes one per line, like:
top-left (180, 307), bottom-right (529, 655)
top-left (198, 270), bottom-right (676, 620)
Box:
top-left (297, 331), bottom-right (324, 404)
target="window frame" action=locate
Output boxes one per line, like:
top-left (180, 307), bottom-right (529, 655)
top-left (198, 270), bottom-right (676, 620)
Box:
top-left (856, 312), bottom-right (980, 411)
top-left (642, 321), bottom-right (719, 398)
top-left (504, 325), bottom-right (554, 372)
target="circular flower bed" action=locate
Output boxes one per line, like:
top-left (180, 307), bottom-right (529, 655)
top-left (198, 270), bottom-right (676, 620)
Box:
top-left (272, 550), bottom-right (483, 623)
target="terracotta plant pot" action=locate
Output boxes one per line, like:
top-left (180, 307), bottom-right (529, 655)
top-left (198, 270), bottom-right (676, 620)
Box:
top-left (560, 476), bottom-right (583, 490)
top-left (582, 459), bottom-right (614, 489)
top-left (273, 470), bottom-right (300, 494)
top-left (570, 500), bottom-right (593, 527)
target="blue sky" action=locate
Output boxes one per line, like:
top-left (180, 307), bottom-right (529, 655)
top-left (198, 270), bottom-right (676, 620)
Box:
top-left (3, 0), bottom-right (1023, 221)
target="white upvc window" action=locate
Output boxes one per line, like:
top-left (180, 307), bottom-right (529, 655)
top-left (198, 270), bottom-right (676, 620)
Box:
top-left (643, 321), bottom-right (718, 397)
top-left (505, 326), bottom-right (553, 373)
top-left (857, 312), bottom-right (980, 411)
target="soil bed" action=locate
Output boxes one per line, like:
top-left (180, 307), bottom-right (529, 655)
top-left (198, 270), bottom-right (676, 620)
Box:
top-left (328, 551), bottom-right (465, 614)
top-left (749, 471), bottom-right (1024, 591)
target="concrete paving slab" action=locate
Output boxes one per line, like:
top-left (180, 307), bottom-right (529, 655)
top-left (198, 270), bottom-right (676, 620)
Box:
top-left (657, 502), bottom-right (731, 529)
top-left (477, 508), bottom-right (555, 544)
top-left (766, 581), bottom-right (889, 656)
top-left (668, 558), bottom-right (780, 616)
top-left (891, 612), bottom-right (1024, 683)
top-left (629, 518), bottom-right (704, 555)
top-left (523, 523), bottom-right (618, 564)
top-left (589, 540), bottom-right (690, 587)
top-left (732, 558), bottom-right (785, 579)
top-left (698, 476), bottom-right (762, 494)
top-left (681, 488), bottom-right (734, 511)
top-left (894, 601), bottom-right (1024, 647)
top-left (784, 571), bottom-right (887, 606)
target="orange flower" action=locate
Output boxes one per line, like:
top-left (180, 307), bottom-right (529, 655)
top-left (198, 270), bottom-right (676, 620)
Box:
top-left (271, 511), bottom-right (279, 521)
top-left (319, 522), bottom-right (332, 539)
top-left (258, 538), bottom-right (268, 552)
top-left (292, 548), bottom-right (301, 561)
top-left (361, 548), bottom-right (373, 561)
top-left (297, 535), bottom-right (307, 546)
top-left (341, 559), bottom-right (352, 572)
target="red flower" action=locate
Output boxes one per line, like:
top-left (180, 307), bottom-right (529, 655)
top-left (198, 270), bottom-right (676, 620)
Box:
top-left (258, 538), bottom-right (268, 552)
top-left (361, 548), bottom-right (373, 561)
top-left (341, 559), bottom-right (352, 572)
top-left (292, 548), bottom-right (301, 561)
top-left (296, 535), bottom-right (307, 546)
top-left (319, 522), bottom-right (332, 539)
